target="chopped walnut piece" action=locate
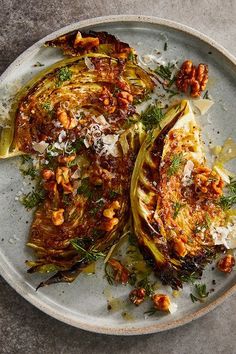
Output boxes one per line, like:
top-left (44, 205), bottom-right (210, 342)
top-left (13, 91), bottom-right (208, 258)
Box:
top-left (176, 60), bottom-right (208, 97)
top-left (152, 294), bottom-right (171, 312)
top-left (103, 200), bottom-right (120, 219)
top-left (129, 288), bottom-right (146, 306)
top-left (102, 217), bottom-right (119, 231)
top-left (217, 255), bottom-right (235, 273)
top-left (57, 108), bottom-right (78, 129)
top-left (193, 166), bottom-right (224, 198)
top-left (173, 238), bottom-right (187, 257)
top-left (52, 209), bottom-right (64, 226)
top-left (42, 169), bottom-right (54, 180)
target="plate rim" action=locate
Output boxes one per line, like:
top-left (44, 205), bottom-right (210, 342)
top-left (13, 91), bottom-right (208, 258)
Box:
top-left (0, 14), bottom-right (236, 335)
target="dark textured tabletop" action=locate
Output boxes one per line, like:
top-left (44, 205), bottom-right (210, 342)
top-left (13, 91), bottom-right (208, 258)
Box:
top-left (1, 1), bottom-right (236, 353)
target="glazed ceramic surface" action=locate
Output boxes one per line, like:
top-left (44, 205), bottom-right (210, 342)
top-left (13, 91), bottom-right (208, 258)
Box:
top-left (0, 15), bottom-right (236, 335)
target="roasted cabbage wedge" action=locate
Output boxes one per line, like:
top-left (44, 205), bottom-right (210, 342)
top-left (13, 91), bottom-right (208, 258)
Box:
top-left (0, 53), bottom-right (153, 158)
top-left (131, 100), bottom-right (226, 289)
top-left (1, 48), bottom-right (155, 287)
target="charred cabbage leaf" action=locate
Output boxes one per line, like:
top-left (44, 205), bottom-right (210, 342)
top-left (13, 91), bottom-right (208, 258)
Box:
top-left (131, 100), bottom-right (226, 289)
top-left (45, 30), bottom-right (136, 61)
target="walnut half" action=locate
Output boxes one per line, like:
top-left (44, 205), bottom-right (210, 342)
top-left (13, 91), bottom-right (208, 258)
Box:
top-left (176, 60), bottom-right (208, 97)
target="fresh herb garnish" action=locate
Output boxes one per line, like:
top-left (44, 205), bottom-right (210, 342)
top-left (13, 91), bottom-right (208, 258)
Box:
top-left (20, 156), bottom-right (38, 180)
top-left (71, 238), bottom-right (105, 262)
top-left (137, 278), bottom-right (154, 296)
top-left (104, 262), bottom-right (114, 285)
top-left (21, 166), bottom-right (38, 179)
top-left (154, 63), bottom-right (176, 87)
top-left (42, 101), bottom-right (53, 112)
top-left (89, 199), bottom-right (104, 216)
top-left (203, 90), bottom-right (210, 99)
top-left (33, 61), bottom-right (44, 67)
top-left (167, 153), bottom-right (184, 177)
top-left (190, 283), bottom-right (209, 303)
top-left (180, 272), bottom-right (200, 284)
top-left (144, 307), bottom-right (157, 316)
top-left (164, 42), bottom-right (168, 51)
top-left (128, 51), bottom-right (136, 61)
top-left (173, 202), bottom-right (185, 218)
top-left (21, 189), bottom-right (45, 209)
top-left (74, 138), bottom-right (84, 151)
top-left (219, 178), bottom-right (236, 210)
top-left (77, 178), bottom-right (92, 199)
top-left (141, 104), bottom-right (164, 131)
top-left (56, 67), bottom-right (72, 86)
top-left (109, 190), bottom-right (119, 199)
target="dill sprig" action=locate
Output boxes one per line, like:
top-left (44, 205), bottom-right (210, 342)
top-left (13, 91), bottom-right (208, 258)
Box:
top-left (154, 63), bottom-right (176, 87)
top-left (21, 189), bottom-right (45, 209)
top-left (167, 153), bottom-right (184, 177)
top-left (71, 239), bottom-right (105, 262)
top-left (219, 178), bottom-right (236, 210)
top-left (56, 67), bottom-right (72, 86)
top-left (137, 278), bottom-right (155, 296)
top-left (173, 202), bottom-right (185, 219)
top-left (190, 283), bottom-right (209, 303)
top-left (141, 104), bottom-right (164, 131)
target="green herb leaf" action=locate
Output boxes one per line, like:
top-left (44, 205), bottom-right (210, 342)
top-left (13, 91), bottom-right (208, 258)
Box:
top-left (71, 238), bottom-right (105, 262)
top-left (203, 90), bottom-right (210, 99)
top-left (104, 262), bottom-right (114, 285)
top-left (21, 189), bottom-right (45, 209)
top-left (219, 178), bottom-right (236, 210)
top-left (195, 283), bottom-right (209, 298)
top-left (190, 293), bottom-right (200, 303)
top-left (164, 42), bottom-right (168, 51)
top-left (154, 63), bottom-right (176, 87)
top-left (56, 67), bottom-right (72, 86)
top-left (33, 61), bottom-right (44, 67)
top-left (144, 307), bottom-right (157, 316)
top-left (141, 104), bottom-right (164, 131)
top-left (190, 283), bottom-right (209, 303)
top-left (167, 153), bottom-right (184, 177)
top-left (137, 278), bottom-right (154, 296)
top-left (173, 202), bottom-right (185, 218)
top-left (77, 178), bottom-right (92, 199)
top-left (180, 272), bottom-right (200, 284)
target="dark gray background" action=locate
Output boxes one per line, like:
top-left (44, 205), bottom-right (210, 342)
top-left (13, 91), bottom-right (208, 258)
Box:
top-left (1, 1), bottom-right (236, 353)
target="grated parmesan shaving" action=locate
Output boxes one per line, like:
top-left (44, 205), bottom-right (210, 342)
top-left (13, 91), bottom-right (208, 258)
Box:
top-left (84, 57), bottom-right (95, 71)
top-left (32, 141), bottom-right (49, 154)
top-left (210, 222), bottom-right (236, 249)
top-left (182, 160), bottom-right (194, 186)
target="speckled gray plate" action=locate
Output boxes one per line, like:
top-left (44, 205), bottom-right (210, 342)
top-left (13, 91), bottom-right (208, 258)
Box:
top-left (0, 15), bottom-right (236, 335)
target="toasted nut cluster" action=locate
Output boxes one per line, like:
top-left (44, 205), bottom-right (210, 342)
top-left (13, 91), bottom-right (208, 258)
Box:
top-left (57, 109), bottom-right (78, 129)
top-left (173, 238), bottom-right (187, 257)
top-left (52, 208), bottom-right (64, 226)
top-left (193, 166), bottom-right (224, 198)
top-left (117, 91), bottom-right (133, 108)
top-left (152, 294), bottom-right (171, 312)
top-left (108, 258), bottom-right (129, 284)
top-left (129, 288), bottom-right (146, 306)
top-left (100, 86), bottom-right (117, 114)
top-left (217, 255), bottom-right (235, 273)
top-left (176, 60), bottom-right (208, 97)
top-left (74, 32), bottom-right (99, 49)
top-left (56, 166), bottom-right (73, 194)
top-left (102, 217), bottom-right (119, 231)
top-left (103, 200), bottom-right (120, 219)
top-left (58, 154), bottom-right (76, 164)
top-left (42, 169), bottom-right (54, 180)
